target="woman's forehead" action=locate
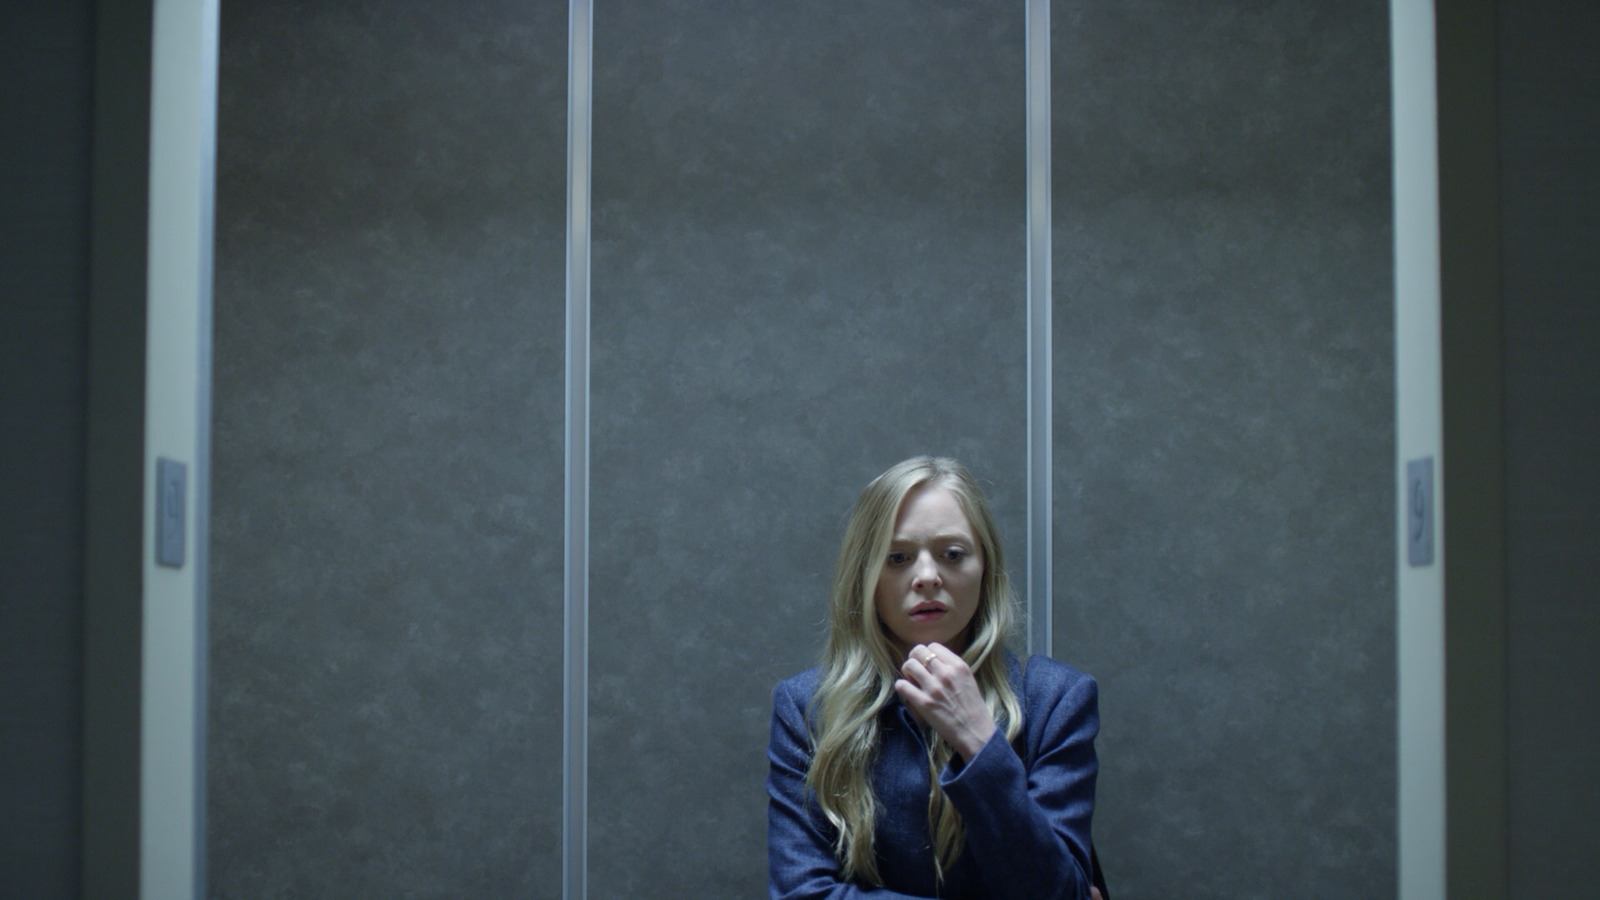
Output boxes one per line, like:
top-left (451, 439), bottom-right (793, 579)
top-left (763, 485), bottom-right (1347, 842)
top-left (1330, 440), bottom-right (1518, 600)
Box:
top-left (891, 484), bottom-right (974, 538)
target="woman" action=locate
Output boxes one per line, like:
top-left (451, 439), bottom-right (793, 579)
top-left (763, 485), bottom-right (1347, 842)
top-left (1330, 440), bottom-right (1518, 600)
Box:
top-left (767, 457), bottom-right (1102, 900)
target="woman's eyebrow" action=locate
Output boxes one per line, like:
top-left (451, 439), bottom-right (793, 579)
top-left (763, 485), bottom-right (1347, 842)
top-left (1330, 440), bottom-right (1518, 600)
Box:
top-left (888, 530), bottom-right (974, 544)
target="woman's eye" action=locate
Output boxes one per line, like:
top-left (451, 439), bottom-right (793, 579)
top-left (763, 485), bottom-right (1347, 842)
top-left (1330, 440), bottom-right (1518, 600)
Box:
top-left (886, 552), bottom-right (908, 566)
top-left (942, 548), bottom-right (968, 563)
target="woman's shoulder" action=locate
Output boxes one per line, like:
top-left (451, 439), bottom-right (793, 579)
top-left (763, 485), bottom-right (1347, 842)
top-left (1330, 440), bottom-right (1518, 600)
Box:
top-left (772, 666), bottom-right (823, 707)
top-left (769, 667), bottom-right (828, 738)
top-left (1009, 654), bottom-right (1099, 748)
top-left (1012, 653), bottom-right (1097, 705)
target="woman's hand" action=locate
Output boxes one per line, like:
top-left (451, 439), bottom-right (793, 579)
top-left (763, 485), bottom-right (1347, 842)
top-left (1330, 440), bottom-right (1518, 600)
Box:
top-left (895, 642), bottom-right (997, 762)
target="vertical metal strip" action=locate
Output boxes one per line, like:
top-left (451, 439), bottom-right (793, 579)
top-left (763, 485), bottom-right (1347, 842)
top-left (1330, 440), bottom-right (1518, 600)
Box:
top-left (1025, 0), bottom-right (1053, 658)
top-left (192, 1), bottom-right (221, 895)
top-left (563, 0), bottom-right (593, 898)
top-left (1392, 0), bottom-right (1446, 895)
top-left (143, 1), bottom-right (218, 895)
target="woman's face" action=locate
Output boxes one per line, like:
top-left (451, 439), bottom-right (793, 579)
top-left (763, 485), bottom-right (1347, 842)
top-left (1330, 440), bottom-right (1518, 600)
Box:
top-left (873, 483), bottom-right (985, 657)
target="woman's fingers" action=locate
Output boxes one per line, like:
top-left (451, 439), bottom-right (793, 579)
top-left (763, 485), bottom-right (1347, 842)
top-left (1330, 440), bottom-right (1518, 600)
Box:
top-left (898, 644), bottom-right (969, 702)
top-left (896, 643), bottom-right (995, 761)
top-left (899, 646), bottom-right (933, 678)
top-left (901, 642), bottom-right (961, 677)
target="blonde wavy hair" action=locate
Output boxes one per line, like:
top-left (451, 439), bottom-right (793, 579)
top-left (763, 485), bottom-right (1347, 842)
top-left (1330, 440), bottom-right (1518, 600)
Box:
top-left (805, 456), bottom-right (1023, 886)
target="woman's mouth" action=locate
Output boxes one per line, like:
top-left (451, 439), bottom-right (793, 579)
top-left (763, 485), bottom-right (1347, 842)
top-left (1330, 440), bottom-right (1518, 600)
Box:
top-left (909, 603), bottom-right (947, 622)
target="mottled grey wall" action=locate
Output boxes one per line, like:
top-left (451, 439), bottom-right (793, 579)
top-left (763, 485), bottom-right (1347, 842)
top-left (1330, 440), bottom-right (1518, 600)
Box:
top-left (587, 1), bottom-right (1026, 894)
top-left (210, 0), bottom-right (1406, 897)
top-left (1050, 2), bottom-right (1396, 897)
top-left (1500, 4), bottom-right (1600, 897)
top-left (0, 1), bottom-right (93, 896)
top-left (209, 1), bottom-right (568, 896)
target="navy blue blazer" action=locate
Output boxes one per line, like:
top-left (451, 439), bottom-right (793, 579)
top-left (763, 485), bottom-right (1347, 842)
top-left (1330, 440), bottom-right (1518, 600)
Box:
top-left (767, 654), bottom-right (1099, 900)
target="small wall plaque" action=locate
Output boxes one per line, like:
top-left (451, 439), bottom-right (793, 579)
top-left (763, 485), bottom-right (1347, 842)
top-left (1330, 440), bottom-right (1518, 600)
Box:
top-left (156, 457), bottom-right (187, 568)
top-left (1406, 456), bottom-right (1433, 567)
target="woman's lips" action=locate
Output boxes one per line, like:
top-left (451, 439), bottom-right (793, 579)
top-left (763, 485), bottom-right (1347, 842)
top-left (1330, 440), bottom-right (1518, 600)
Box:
top-left (909, 604), bottom-right (947, 622)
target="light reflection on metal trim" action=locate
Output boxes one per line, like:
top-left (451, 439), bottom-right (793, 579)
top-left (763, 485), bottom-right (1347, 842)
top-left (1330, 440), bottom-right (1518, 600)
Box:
top-left (1025, 0), bottom-right (1053, 659)
top-left (563, 0), bottom-right (593, 897)
top-left (193, 2), bottom-right (221, 895)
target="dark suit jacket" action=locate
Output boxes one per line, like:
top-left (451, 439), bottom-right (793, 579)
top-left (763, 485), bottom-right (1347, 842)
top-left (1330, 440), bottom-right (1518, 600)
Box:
top-left (767, 654), bottom-right (1100, 900)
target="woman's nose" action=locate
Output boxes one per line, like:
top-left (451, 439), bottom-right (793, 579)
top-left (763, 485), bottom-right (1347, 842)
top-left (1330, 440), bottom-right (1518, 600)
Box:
top-left (911, 553), bottom-right (942, 590)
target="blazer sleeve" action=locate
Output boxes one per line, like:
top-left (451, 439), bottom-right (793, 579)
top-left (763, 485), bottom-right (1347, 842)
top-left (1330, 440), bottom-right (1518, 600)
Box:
top-left (937, 664), bottom-right (1098, 900)
top-left (766, 677), bottom-right (928, 900)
